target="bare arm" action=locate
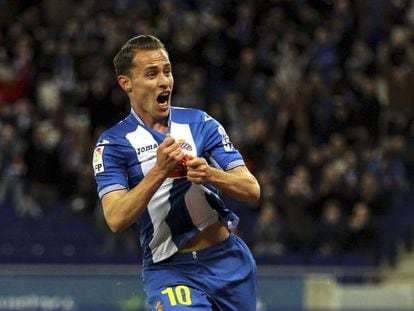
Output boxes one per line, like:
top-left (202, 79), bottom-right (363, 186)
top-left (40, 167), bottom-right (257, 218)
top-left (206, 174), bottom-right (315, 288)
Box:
top-left (186, 156), bottom-right (261, 203)
top-left (101, 135), bottom-right (185, 233)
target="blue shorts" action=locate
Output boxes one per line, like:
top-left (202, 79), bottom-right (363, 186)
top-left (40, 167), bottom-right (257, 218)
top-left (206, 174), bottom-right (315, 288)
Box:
top-left (142, 233), bottom-right (257, 310)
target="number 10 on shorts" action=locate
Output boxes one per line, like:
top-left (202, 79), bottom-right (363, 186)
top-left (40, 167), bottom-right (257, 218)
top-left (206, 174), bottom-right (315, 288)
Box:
top-left (161, 285), bottom-right (192, 306)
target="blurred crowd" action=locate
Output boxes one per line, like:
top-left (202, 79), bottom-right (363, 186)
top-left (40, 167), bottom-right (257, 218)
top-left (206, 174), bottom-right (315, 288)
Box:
top-left (1, 0), bottom-right (414, 265)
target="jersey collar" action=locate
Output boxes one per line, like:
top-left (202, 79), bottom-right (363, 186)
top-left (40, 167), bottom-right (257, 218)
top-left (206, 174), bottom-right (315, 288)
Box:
top-left (130, 107), bottom-right (172, 134)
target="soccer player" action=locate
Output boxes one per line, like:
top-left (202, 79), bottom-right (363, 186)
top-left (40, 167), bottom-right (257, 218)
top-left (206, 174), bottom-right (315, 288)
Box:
top-left (93, 34), bottom-right (260, 310)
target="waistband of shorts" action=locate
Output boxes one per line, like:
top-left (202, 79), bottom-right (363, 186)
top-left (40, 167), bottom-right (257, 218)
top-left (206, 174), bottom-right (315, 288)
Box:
top-left (162, 233), bottom-right (238, 264)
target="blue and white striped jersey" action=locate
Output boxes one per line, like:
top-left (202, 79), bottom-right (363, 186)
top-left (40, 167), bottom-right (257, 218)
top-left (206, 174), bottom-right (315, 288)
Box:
top-left (93, 107), bottom-right (244, 266)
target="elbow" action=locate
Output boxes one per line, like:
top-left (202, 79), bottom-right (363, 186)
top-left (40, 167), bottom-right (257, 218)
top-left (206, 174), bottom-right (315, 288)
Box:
top-left (104, 214), bottom-right (127, 234)
top-left (241, 181), bottom-right (261, 203)
top-left (249, 182), bottom-right (261, 203)
top-left (108, 223), bottom-right (124, 234)
top-left (107, 220), bottom-right (124, 234)
top-left (101, 193), bottom-right (135, 233)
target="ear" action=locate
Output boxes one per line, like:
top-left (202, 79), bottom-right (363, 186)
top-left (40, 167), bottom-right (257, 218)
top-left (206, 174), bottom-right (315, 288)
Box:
top-left (118, 75), bottom-right (132, 93)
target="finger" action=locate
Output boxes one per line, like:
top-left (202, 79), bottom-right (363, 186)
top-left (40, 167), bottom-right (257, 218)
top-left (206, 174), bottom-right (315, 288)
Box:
top-left (160, 134), bottom-right (175, 147)
top-left (186, 173), bottom-right (204, 184)
top-left (187, 157), bottom-right (204, 169)
top-left (160, 138), bottom-right (182, 157)
top-left (174, 148), bottom-right (184, 159)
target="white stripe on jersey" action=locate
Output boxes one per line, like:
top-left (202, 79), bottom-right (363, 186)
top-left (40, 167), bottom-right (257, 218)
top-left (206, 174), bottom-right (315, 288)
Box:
top-left (184, 184), bottom-right (219, 231)
top-left (170, 121), bottom-right (197, 157)
top-left (126, 126), bottom-right (157, 175)
top-left (126, 126), bottom-right (178, 262)
top-left (148, 182), bottom-right (178, 262)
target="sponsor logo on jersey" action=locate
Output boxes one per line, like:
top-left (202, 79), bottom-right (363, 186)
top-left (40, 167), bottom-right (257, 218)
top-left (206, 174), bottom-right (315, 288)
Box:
top-left (218, 126), bottom-right (234, 152)
top-left (136, 143), bottom-right (158, 156)
top-left (93, 146), bottom-right (105, 174)
top-left (177, 139), bottom-right (193, 151)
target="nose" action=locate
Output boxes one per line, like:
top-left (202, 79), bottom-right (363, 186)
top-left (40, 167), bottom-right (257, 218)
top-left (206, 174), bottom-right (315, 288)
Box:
top-left (158, 73), bottom-right (172, 88)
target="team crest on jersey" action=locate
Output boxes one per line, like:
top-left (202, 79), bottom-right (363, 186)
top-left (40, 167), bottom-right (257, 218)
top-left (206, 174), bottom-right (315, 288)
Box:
top-left (155, 301), bottom-right (164, 311)
top-left (93, 146), bottom-right (105, 174)
top-left (177, 139), bottom-right (192, 151)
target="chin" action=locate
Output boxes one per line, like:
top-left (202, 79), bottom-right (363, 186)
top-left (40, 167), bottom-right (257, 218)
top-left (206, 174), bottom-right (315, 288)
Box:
top-left (157, 102), bottom-right (170, 112)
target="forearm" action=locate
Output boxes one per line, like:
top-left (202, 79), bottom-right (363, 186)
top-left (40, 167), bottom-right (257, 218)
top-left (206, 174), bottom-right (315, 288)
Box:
top-left (207, 166), bottom-right (261, 203)
top-left (102, 166), bottom-right (167, 232)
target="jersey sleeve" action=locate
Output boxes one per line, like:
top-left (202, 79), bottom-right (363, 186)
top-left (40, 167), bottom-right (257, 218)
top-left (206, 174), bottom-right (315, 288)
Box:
top-left (201, 113), bottom-right (245, 171)
top-left (92, 138), bottom-right (129, 199)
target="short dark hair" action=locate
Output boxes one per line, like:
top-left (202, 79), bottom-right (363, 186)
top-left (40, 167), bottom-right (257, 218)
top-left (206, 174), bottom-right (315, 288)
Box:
top-left (113, 35), bottom-right (166, 76)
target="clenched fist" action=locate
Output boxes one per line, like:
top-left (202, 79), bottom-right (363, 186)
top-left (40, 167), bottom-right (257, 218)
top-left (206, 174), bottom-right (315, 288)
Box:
top-left (186, 156), bottom-right (211, 184)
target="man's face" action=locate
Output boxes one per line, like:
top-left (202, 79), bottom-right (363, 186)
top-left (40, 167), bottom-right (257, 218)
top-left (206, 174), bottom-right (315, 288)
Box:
top-left (126, 49), bottom-right (173, 125)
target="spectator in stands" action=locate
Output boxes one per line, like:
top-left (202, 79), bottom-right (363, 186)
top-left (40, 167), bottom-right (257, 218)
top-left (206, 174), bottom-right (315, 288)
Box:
top-left (0, 102), bottom-right (40, 218)
top-left (25, 121), bottom-right (62, 208)
top-left (315, 162), bottom-right (344, 207)
top-left (253, 200), bottom-right (287, 263)
top-left (404, 119), bottom-right (414, 185)
top-left (0, 124), bottom-right (25, 207)
top-left (312, 199), bottom-right (347, 260)
top-left (367, 138), bottom-right (408, 198)
top-left (358, 171), bottom-right (389, 216)
top-left (281, 167), bottom-right (315, 253)
top-left (342, 202), bottom-right (380, 262)
top-left (0, 33), bottom-right (32, 103)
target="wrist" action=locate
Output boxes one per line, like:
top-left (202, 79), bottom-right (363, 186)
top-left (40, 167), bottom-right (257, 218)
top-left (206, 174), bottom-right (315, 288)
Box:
top-left (150, 164), bottom-right (169, 181)
top-left (206, 167), bottom-right (221, 185)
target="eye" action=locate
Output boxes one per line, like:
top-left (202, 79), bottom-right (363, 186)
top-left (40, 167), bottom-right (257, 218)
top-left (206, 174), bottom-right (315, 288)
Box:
top-left (164, 68), bottom-right (171, 76)
top-left (147, 71), bottom-right (157, 78)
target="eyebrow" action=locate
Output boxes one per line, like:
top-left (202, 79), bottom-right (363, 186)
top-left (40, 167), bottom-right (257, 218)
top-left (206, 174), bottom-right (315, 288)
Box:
top-left (144, 64), bottom-right (171, 72)
top-left (144, 66), bottom-right (159, 72)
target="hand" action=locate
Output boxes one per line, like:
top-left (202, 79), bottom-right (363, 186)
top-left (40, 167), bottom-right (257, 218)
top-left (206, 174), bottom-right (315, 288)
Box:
top-left (186, 156), bottom-right (211, 184)
top-left (155, 134), bottom-right (185, 176)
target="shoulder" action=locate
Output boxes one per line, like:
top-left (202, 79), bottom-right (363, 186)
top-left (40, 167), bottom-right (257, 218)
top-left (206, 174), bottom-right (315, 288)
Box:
top-left (171, 106), bottom-right (214, 124)
top-left (95, 114), bottom-right (137, 146)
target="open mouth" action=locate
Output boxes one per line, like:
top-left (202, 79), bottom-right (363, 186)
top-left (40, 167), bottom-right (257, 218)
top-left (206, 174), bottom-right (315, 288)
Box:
top-left (156, 93), bottom-right (170, 104)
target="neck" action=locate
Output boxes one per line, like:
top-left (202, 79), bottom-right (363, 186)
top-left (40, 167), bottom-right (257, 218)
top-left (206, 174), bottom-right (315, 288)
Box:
top-left (152, 122), bottom-right (169, 133)
top-left (131, 107), bottom-right (169, 133)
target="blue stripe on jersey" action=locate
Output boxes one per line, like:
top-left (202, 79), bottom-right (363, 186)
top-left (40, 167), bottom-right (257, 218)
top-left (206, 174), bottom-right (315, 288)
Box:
top-left (139, 209), bottom-right (155, 265)
top-left (204, 188), bottom-right (240, 229)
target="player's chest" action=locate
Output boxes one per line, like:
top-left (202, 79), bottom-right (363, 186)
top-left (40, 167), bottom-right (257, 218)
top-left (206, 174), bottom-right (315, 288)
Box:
top-left (125, 124), bottom-right (200, 180)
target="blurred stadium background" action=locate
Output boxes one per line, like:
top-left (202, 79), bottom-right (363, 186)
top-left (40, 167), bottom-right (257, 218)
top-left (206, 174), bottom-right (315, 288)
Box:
top-left (1, 0), bottom-right (414, 310)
